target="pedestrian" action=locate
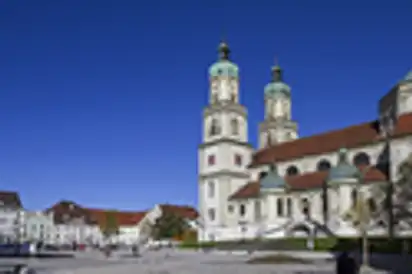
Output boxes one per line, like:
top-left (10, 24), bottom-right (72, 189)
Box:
top-left (336, 251), bottom-right (350, 274)
top-left (132, 244), bottom-right (139, 257)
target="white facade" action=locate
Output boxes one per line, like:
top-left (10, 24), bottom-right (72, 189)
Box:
top-left (54, 223), bottom-right (102, 246)
top-left (198, 46), bottom-right (254, 242)
top-left (0, 208), bottom-right (25, 242)
top-left (198, 44), bottom-right (412, 242)
top-left (24, 211), bottom-right (55, 244)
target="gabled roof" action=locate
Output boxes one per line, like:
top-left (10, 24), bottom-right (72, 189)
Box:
top-left (45, 200), bottom-right (97, 225)
top-left (250, 113), bottom-right (412, 167)
top-left (159, 204), bottom-right (198, 220)
top-left (0, 191), bottom-right (22, 209)
top-left (85, 208), bottom-right (147, 227)
top-left (229, 166), bottom-right (387, 200)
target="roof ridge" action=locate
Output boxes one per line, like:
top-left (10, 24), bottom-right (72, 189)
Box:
top-left (251, 112), bottom-right (412, 166)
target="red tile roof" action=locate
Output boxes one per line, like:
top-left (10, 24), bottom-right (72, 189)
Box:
top-left (229, 166), bottom-right (387, 200)
top-left (46, 201), bottom-right (198, 226)
top-left (85, 208), bottom-right (147, 227)
top-left (0, 191), bottom-right (22, 208)
top-left (45, 200), bottom-right (147, 226)
top-left (250, 113), bottom-right (412, 167)
top-left (45, 200), bottom-right (97, 225)
top-left (159, 204), bottom-right (199, 220)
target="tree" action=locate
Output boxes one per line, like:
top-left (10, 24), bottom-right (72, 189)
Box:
top-left (371, 154), bottom-right (412, 233)
top-left (150, 211), bottom-right (188, 241)
top-left (392, 154), bottom-right (412, 229)
top-left (101, 212), bottom-right (119, 239)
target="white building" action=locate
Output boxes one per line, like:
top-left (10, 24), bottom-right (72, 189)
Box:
top-left (198, 41), bottom-right (412, 242)
top-left (24, 211), bottom-right (55, 244)
top-left (0, 191), bottom-right (25, 243)
top-left (45, 201), bottom-right (102, 246)
top-left (45, 201), bottom-right (198, 246)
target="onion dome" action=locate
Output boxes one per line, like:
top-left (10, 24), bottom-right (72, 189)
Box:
top-left (208, 41), bottom-right (239, 78)
top-left (327, 148), bottom-right (360, 184)
top-left (260, 163), bottom-right (287, 191)
top-left (264, 64), bottom-right (291, 98)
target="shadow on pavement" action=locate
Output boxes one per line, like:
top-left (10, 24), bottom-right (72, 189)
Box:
top-left (0, 253), bottom-right (75, 259)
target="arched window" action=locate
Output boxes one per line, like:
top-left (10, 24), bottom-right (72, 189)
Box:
top-left (351, 189), bottom-right (357, 208)
top-left (239, 204), bottom-right (246, 217)
top-left (301, 198), bottom-right (310, 217)
top-left (286, 198), bottom-right (293, 217)
top-left (286, 165), bottom-right (299, 176)
top-left (209, 118), bottom-right (220, 136)
top-left (368, 198), bottom-right (377, 213)
top-left (207, 181), bottom-right (215, 198)
top-left (353, 152), bottom-right (371, 166)
top-left (254, 200), bottom-right (262, 222)
top-left (317, 159), bottom-right (332, 171)
top-left (259, 171), bottom-right (268, 179)
top-left (277, 198), bottom-right (284, 216)
top-left (231, 118), bottom-right (239, 135)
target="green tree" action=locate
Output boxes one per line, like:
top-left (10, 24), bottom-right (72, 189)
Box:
top-left (150, 211), bottom-right (188, 240)
top-left (101, 211), bottom-right (119, 238)
top-left (371, 154), bottom-right (412, 232)
top-left (392, 154), bottom-right (412, 229)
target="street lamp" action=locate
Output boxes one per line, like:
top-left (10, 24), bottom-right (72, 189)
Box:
top-left (356, 166), bottom-right (373, 272)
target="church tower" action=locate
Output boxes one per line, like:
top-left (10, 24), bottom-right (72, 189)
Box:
top-left (258, 63), bottom-right (298, 148)
top-left (198, 41), bottom-right (253, 241)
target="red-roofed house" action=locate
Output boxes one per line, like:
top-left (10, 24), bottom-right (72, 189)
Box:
top-left (197, 42), bottom-right (412, 242)
top-left (44, 201), bottom-right (198, 246)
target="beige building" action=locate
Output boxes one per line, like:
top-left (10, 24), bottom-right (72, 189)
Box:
top-left (198, 41), bottom-right (412, 241)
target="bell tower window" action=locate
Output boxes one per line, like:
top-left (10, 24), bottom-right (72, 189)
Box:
top-left (266, 132), bottom-right (272, 147)
top-left (209, 118), bottom-right (220, 137)
top-left (212, 93), bottom-right (219, 104)
top-left (231, 118), bottom-right (239, 135)
top-left (207, 155), bottom-right (215, 166)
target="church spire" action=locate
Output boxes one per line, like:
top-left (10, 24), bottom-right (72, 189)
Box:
top-left (218, 40), bottom-right (230, 60)
top-left (271, 57), bottom-right (283, 82)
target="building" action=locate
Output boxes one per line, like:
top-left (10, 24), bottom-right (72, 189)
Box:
top-left (45, 200), bottom-right (198, 246)
top-left (86, 207), bottom-right (146, 245)
top-left (45, 201), bottom-right (102, 246)
top-left (198, 41), bottom-right (412, 241)
top-left (0, 191), bottom-right (25, 243)
top-left (24, 211), bottom-right (55, 244)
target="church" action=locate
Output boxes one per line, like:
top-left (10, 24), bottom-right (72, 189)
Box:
top-left (197, 41), bottom-right (412, 242)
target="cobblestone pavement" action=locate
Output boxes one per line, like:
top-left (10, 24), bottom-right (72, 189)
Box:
top-left (0, 250), bottom-right (393, 274)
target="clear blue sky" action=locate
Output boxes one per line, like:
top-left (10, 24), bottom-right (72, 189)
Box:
top-left (0, 1), bottom-right (411, 211)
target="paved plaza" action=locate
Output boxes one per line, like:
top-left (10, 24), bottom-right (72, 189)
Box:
top-left (0, 250), bottom-right (397, 274)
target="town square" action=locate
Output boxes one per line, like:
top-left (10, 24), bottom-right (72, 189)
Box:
top-left (1, 1), bottom-right (412, 273)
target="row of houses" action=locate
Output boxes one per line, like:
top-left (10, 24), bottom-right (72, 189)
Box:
top-left (0, 191), bottom-right (198, 246)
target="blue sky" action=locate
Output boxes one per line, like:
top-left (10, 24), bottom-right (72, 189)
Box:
top-left (0, 1), bottom-right (411, 211)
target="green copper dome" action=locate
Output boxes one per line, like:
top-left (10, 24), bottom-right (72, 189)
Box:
top-left (264, 65), bottom-right (291, 98)
top-left (327, 148), bottom-right (359, 184)
top-left (260, 164), bottom-right (286, 190)
top-left (403, 70), bottom-right (412, 82)
top-left (208, 41), bottom-right (239, 78)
